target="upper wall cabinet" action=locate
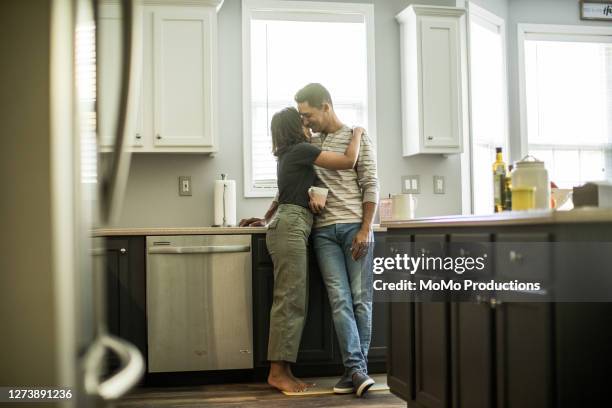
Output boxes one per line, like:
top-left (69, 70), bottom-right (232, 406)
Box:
top-left (98, 2), bottom-right (219, 154)
top-left (396, 6), bottom-right (468, 156)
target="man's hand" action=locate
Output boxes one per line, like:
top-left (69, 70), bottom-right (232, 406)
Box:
top-left (308, 191), bottom-right (326, 214)
top-left (351, 227), bottom-right (372, 260)
top-left (239, 217), bottom-right (266, 227)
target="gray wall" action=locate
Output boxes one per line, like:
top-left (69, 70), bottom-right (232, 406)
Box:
top-left (506, 0), bottom-right (612, 162)
top-left (116, 0), bottom-right (462, 228)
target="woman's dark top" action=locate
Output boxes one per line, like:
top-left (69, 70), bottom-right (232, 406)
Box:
top-left (277, 142), bottom-right (322, 209)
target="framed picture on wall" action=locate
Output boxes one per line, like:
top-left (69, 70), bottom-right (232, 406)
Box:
top-left (580, 1), bottom-right (612, 20)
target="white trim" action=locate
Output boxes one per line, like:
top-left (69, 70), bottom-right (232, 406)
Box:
top-left (517, 23), bottom-right (612, 158)
top-left (241, 0), bottom-right (377, 198)
top-left (462, 1), bottom-right (509, 214)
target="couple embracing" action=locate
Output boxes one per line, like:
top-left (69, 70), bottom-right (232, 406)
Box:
top-left (240, 83), bottom-right (379, 397)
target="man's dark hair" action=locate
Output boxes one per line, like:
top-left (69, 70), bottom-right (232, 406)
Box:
top-left (270, 107), bottom-right (307, 157)
top-left (294, 83), bottom-right (333, 109)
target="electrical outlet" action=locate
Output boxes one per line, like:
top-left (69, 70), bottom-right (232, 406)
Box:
top-left (433, 175), bottom-right (445, 194)
top-left (179, 176), bottom-right (192, 196)
top-left (401, 175), bottom-right (420, 194)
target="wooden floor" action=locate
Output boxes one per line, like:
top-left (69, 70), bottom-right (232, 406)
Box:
top-left (114, 379), bottom-right (406, 408)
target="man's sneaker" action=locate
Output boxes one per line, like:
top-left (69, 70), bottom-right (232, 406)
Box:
top-left (352, 371), bottom-right (375, 397)
top-left (333, 374), bottom-right (354, 394)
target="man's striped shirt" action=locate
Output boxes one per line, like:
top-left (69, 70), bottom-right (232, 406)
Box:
top-left (310, 125), bottom-right (379, 229)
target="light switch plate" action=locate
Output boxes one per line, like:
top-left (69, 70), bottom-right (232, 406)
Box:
top-left (401, 175), bottom-right (420, 194)
top-left (179, 176), bottom-right (192, 196)
top-left (433, 175), bottom-right (445, 194)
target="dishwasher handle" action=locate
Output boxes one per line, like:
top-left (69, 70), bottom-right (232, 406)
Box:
top-left (148, 245), bottom-right (251, 254)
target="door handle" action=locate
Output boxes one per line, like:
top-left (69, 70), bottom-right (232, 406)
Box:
top-left (148, 245), bottom-right (251, 254)
top-left (83, 334), bottom-right (144, 400)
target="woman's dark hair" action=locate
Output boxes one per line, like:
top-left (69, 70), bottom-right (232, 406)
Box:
top-left (271, 107), bottom-right (307, 157)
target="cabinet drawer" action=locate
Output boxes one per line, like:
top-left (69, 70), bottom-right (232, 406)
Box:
top-left (495, 233), bottom-right (551, 282)
top-left (414, 234), bottom-right (446, 276)
top-left (449, 233), bottom-right (492, 280)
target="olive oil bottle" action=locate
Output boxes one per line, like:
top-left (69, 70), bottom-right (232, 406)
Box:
top-left (492, 147), bottom-right (506, 213)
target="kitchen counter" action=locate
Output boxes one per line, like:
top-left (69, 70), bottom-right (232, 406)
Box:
top-left (95, 224), bottom-right (387, 236)
top-left (382, 208), bottom-right (612, 229)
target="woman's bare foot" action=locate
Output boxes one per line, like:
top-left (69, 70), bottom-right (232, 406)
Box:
top-left (268, 361), bottom-right (307, 393)
top-left (286, 365), bottom-right (316, 388)
top-left (268, 372), bottom-right (304, 393)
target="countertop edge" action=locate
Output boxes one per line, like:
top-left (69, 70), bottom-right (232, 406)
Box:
top-left (94, 225), bottom-right (388, 236)
top-left (381, 208), bottom-right (612, 229)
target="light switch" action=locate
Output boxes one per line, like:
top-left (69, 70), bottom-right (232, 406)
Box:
top-left (401, 175), bottom-right (420, 194)
top-left (434, 175), bottom-right (445, 194)
top-left (179, 176), bottom-right (192, 196)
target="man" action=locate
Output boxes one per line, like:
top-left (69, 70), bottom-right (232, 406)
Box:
top-left (295, 83), bottom-right (378, 397)
top-left (241, 83), bottom-right (378, 397)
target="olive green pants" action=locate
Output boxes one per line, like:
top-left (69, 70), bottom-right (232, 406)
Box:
top-left (266, 204), bottom-right (313, 362)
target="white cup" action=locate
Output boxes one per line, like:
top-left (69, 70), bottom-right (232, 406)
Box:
top-left (308, 186), bottom-right (329, 207)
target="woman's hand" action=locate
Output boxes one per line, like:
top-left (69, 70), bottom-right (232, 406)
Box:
top-left (352, 126), bottom-right (365, 140)
top-left (308, 190), bottom-right (326, 214)
top-left (303, 126), bottom-right (313, 141)
top-left (239, 217), bottom-right (266, 227)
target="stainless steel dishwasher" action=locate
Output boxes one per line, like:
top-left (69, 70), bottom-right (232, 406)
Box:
top-left (146, 235), bottom-right (253, 373)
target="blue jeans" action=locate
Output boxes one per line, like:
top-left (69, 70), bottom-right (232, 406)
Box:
top-left (312, 223), bottom-right (374, 376)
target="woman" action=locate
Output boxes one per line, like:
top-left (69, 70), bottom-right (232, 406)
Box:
top-left (264, 107), bottom-right (364, 393)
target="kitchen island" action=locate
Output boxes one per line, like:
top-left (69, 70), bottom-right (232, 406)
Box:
top-left (381, 208), bottom-right (612, 408)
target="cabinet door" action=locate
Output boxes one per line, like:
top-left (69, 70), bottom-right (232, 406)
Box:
top-left (496, 302), bottom-right (553, 408)
top-left (98, 5), bottom-right (144, 148)
top-left (414, 302), bottom-right (451, 408)
top-left (452, 302), bottom-right (493, 408)
top-left (152, 7), bottom-right (216, 148)
top-left (419, 16), bottom-right (461, 149)
top-left (297, 254), bottom-right (335, 364)
top-left (105, 237), bottom-right (147, 373)
top-left (388, 300), bottom-right (414, 402)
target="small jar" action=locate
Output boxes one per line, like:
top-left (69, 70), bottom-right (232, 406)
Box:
top-left (511, 155), bottom-right (550, 209)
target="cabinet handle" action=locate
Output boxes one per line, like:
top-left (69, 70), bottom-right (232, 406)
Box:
top-left (490, 298), bottom-right (502, 309)
top-left (427, 136), bottom-right (434, 140)
top-left (156, 134), bottom-right (162, 140)
top-left (509, 250), bottom-right (523, 263)
top-left (135, 133), bottom-right (141, 139)
top-left (120, 248), bottom-right (127, 254)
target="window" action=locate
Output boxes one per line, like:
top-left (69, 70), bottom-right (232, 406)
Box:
top-left (467, 3), bottom-right (508, 214)
top-left (519, 25), bottom-right (612, 188)
top-left (242, 0), bottom-right (376, 197)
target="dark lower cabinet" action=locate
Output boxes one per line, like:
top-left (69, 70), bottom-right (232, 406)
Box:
top-left (496, 302), bottom-right (553, 408)
top-left (452, 302), bottom-right (493, 408)
top-left (252, 233), bottom-right (388, 375)
top-left (387, 298), bottom-right (414, 401)
top-left (388, 225), bottom-right (612, 408)
top-left (105, 236), bottom-right (147, 374)
top-left (414, 303), bottom-right (450, 408)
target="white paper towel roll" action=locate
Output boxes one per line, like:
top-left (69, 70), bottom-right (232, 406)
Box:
top-left (213, 179), bottom-right (236, 226)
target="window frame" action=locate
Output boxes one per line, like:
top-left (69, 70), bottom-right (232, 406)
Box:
top-left (517, 23), bottom-right (612, 159)
top-left (241, 0), bottom-right (377, 197)
top-left (461, 1), bottom-right (509, 214)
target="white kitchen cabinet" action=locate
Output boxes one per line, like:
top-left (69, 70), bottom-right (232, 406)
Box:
top-left (99, 2), bottom-right (218, 154)
top-left (148, 6), bottom-right (217, 152)
top-left (98, 4), bottom-right (144, 149)
top-left (396, 6), bottom-right (468, 156)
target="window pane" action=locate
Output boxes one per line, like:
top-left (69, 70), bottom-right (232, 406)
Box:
top-left (469, 12), bottom-right (507, 214)
top-left (249, 18), bottom-right (368, 188)
top-left (525, 38), bottom-right (612, 189)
